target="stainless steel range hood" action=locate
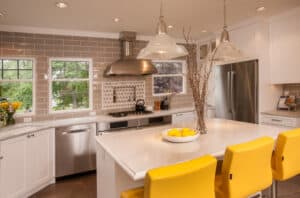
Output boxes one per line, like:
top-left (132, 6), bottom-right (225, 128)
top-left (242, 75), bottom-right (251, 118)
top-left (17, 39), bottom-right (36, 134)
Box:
top-left (104, 31), bottom-right (157, 76)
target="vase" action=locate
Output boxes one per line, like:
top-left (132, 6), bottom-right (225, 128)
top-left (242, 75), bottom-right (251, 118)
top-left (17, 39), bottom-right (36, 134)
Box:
top-left (7, 112), bottom-right (15, 125)
top-left (194, 104), bottom-right (207, 135)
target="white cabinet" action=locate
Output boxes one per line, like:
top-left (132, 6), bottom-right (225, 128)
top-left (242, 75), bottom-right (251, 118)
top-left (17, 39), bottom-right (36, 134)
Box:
top-left (172, 111), bottom-right (196, 124)
top-left (0, 136), bottom-right (27, 198)
top-left (261, 114), bottom-right (300, 128)
top-left (26, 128), bottom-right (54, 194)
top-left (270, 8), bottom-right (300, 84)
top-left (0, 128), bottom-right (54, 198)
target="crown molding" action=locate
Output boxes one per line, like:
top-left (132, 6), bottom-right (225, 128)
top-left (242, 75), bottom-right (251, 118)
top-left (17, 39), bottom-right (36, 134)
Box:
top-left (0, 24), bottom-right (190, 43)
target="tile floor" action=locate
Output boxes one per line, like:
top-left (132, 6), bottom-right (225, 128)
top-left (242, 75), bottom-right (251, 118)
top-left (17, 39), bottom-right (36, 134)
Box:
top-left (31, 173), bottom-right (300, 198)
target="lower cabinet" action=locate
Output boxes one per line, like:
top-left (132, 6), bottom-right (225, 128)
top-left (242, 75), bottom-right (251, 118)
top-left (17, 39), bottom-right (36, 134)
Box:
top-left (0, 128), bottom-right (54, 198)
top-left (0, 135), bottom-right (27, 198)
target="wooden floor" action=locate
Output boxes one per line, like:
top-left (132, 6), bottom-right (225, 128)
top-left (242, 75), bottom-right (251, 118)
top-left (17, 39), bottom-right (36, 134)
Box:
top-left (31, 173), bottom-right (300, 198)
top-left (30, 172), bottom-right (96, 198)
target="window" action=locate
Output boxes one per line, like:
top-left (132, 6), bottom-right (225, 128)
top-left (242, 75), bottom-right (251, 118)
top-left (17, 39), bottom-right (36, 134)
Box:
top-left (152, 60), bottom-right (187, 96)
top-left (49, 58), bottom-right (92, 112)
top-left (0, 58), bottom-right (34, 114)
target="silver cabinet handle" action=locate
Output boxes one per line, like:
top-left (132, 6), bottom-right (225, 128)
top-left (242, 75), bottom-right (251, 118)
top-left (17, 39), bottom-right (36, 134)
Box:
top-left (27, 134), bottom-right (35, 138)
top-left (271, 119), bottom-right (282, 122)
top-left (62, 129), bottom-right (88, 135)
top-left (0, 156), bottom-right (3, 160)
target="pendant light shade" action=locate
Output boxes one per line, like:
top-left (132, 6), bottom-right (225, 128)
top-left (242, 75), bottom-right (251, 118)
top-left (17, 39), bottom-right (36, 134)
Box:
top-left (211, 0), bottom-right (242, 62)
top-left (137, 2), bottom-right (188, 60)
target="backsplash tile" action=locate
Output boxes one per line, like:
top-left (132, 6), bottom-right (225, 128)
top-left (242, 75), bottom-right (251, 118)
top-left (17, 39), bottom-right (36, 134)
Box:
top-left (283, 84), bottom-right (300, 96)
top-left (102, 81), bottom-right (145, 110)
top-left (0, 31), bottom-right (194, 122)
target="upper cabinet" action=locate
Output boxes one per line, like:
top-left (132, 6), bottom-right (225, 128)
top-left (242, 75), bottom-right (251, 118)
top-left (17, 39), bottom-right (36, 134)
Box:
top-left (270, 7), bottom-right (300, 84)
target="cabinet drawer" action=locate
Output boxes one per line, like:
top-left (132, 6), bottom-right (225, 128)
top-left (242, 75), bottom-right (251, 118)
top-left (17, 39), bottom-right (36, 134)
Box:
top-left (261, 115), bottom-right (297, 127)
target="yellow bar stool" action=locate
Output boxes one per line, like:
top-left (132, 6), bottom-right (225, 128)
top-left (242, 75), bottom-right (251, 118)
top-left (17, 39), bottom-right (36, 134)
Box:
top-left (215, 137), bottom-right (274, 198)
top-left (121, 155), bottom-right (217, 198)
top-left (271, 128), bottom-right (300, 198)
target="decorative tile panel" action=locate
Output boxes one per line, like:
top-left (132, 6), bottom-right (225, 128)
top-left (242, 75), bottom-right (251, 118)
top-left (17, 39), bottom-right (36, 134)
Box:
top-left (102, 81), bottom-right (145, 110)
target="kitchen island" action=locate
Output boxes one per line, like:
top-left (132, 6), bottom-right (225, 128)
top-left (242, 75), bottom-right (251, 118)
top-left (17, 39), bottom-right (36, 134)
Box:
top-left (95, 118), bottom-right (288, 198)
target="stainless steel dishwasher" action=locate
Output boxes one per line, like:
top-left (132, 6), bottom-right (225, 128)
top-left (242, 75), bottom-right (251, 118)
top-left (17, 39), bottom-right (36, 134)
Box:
top-left (55, 123), bottom-right (96, 178)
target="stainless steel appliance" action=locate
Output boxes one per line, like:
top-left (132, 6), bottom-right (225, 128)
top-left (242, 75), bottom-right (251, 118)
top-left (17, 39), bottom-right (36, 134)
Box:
top-left (214, 60), bottom-right (258, 123)
top-left (97, 114), bottom-right (172, 133)
top-left (55, 124), bottom-right (96, 178)
top-left (104, 31), bottom-right (157, 76)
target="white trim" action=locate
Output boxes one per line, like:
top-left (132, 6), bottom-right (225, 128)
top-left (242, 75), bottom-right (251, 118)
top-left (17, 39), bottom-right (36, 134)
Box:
top-left (0, 24), bottom-right (190, 43)
top-left (269, 6), bottom-right (300, 22)
top-left (0, 57), bottom-right (36, 116)
top-left (151, 60), bottom-right (187, 97)
top-left (48, 57), bottom-right (93, 114)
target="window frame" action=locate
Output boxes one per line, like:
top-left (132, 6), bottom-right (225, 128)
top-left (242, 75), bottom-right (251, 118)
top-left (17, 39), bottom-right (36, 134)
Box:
top-left (152, 60), bottom-right (187, 97)
top-left (0, 57), bottom-right (36, 116)
top-left (48, 58), bottom-right (93, 114)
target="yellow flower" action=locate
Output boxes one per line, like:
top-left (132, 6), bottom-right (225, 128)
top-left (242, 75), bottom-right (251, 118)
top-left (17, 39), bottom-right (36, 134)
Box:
top-left (0, 102), bottom-right (9, 110)
top-left (11, 102), bottom-right (22, 110)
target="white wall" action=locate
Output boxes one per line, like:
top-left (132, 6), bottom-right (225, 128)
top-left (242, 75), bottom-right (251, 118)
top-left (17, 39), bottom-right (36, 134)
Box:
top-left (269, 7), bottom-right (300, 84)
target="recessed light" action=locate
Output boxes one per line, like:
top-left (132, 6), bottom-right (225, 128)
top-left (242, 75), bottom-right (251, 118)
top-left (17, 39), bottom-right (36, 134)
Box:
top-left (56, 2), bottom-right (68, 8)
top-left (167, 25), bottom-right (174, 29)
top-left (114, 18), bottom-right (120, 23)
top-left (202, 30), bottom-right (207, 33)
top-left (256, 6), bottom-right (266, 12)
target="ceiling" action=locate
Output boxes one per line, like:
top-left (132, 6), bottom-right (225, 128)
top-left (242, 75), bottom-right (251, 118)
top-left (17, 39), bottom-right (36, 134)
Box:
top-left (0, 0), bottom-right (299, 39)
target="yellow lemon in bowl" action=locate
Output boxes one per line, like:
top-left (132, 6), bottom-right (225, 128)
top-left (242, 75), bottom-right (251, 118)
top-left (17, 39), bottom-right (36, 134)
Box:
top-left (167, 128), bottom-right (197, 137)
top-left (167, 129), bottom-right (181, 137)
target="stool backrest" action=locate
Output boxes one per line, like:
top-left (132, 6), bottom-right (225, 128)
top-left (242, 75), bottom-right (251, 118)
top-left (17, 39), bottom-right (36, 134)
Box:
top-left (220, 137), bottom-right (274, 198)
top-left (273, 129), bottom-right (300, 180)
top-left (144, 155), bottom-right (217, 198)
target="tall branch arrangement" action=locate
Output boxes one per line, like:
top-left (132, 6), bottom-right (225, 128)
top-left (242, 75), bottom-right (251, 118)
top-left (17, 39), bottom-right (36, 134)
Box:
top-left (183, 28), bottom-right (216, 134)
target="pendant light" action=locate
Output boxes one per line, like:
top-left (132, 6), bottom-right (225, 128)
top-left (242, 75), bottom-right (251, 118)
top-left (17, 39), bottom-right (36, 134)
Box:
top-left (137, 1), bottom-right (188, 60)
top-left (212, 0), bottom-right (242, 62)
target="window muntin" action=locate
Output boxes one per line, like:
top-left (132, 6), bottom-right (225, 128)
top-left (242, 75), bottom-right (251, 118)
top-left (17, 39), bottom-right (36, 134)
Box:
top-left (49, 59), bottom-right (92, 112)
top-left (0, 58), bottom-right (34, 114)
top-left (152, 60), bottom-right (187, 96)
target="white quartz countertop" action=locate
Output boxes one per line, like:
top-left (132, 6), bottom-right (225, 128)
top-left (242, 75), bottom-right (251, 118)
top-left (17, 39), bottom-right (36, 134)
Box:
top-left (0, 107), bottom-right (194, 141)
top-left (261, 110), bottom-right (300, 118)
top-left (95, 119), bottom-right (289, 181)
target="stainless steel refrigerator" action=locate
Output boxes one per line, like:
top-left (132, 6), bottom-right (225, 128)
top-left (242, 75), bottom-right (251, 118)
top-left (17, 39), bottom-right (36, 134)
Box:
top-left (214, 60), bottom-right (258, 123)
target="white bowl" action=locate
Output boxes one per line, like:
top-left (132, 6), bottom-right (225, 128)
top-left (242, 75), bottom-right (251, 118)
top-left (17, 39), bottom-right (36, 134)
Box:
top-left (161, 128), bottom-right (200, 143)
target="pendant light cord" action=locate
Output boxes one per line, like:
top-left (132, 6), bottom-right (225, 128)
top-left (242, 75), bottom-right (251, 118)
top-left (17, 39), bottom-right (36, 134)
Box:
top-left (224, 0), bottom-right (227, 28)
top-left (160, 0), bottom-right (164, 17)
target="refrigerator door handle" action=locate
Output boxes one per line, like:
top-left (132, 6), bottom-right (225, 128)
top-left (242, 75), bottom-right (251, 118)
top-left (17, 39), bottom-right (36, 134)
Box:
top-left (227, 71), bottom-right (231, 113)
top-left (230, 71), bottom-right (236, 120)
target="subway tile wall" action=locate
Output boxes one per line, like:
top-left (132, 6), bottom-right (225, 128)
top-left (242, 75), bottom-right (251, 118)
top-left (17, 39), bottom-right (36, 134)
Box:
top-left (0, 31), bottom-right (194, 122)
top-left (283, 84), bottom-right (300, 96)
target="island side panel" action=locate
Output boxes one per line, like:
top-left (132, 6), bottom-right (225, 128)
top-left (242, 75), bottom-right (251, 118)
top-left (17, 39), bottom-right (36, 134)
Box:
top-left (96, 144), bottom-right (144, 198)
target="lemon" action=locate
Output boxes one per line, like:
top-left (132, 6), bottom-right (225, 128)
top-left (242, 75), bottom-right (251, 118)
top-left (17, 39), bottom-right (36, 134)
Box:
top-left (181, 128), bottom-right (197, 137)
top-left (168, 129), bottom-right (181, 137)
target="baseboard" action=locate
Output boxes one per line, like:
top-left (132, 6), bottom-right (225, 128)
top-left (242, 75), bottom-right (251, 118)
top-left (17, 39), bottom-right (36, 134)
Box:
top-left (25, 179), bottom-right (55, 197)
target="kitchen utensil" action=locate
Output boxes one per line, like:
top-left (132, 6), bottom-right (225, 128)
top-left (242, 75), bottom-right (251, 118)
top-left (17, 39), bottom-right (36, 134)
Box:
top-left (135, 99), bottom-right (145, 112)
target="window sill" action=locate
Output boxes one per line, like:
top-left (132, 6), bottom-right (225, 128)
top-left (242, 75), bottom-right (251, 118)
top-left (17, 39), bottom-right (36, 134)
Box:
top-left (48, 108), bottom-right (92, 115)
top-left (14, 112), bottom-right (35, 118)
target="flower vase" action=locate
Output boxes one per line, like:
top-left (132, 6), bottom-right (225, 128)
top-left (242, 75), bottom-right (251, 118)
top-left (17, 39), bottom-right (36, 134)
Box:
top-left (7, 112), bottom-right (15, 125)
top-left (194, 104), bottom-right (207, 135)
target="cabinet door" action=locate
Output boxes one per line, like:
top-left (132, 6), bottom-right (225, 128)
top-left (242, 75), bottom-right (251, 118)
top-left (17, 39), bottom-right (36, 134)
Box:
top-left (0, 136), bottom-right (27, 198)
top-left (26, 128), bottom-right (54, 192)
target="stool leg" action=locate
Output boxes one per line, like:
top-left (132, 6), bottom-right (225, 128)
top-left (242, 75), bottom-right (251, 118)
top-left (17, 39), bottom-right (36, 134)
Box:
top-left (271, 181), bottom-right (278, 198)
